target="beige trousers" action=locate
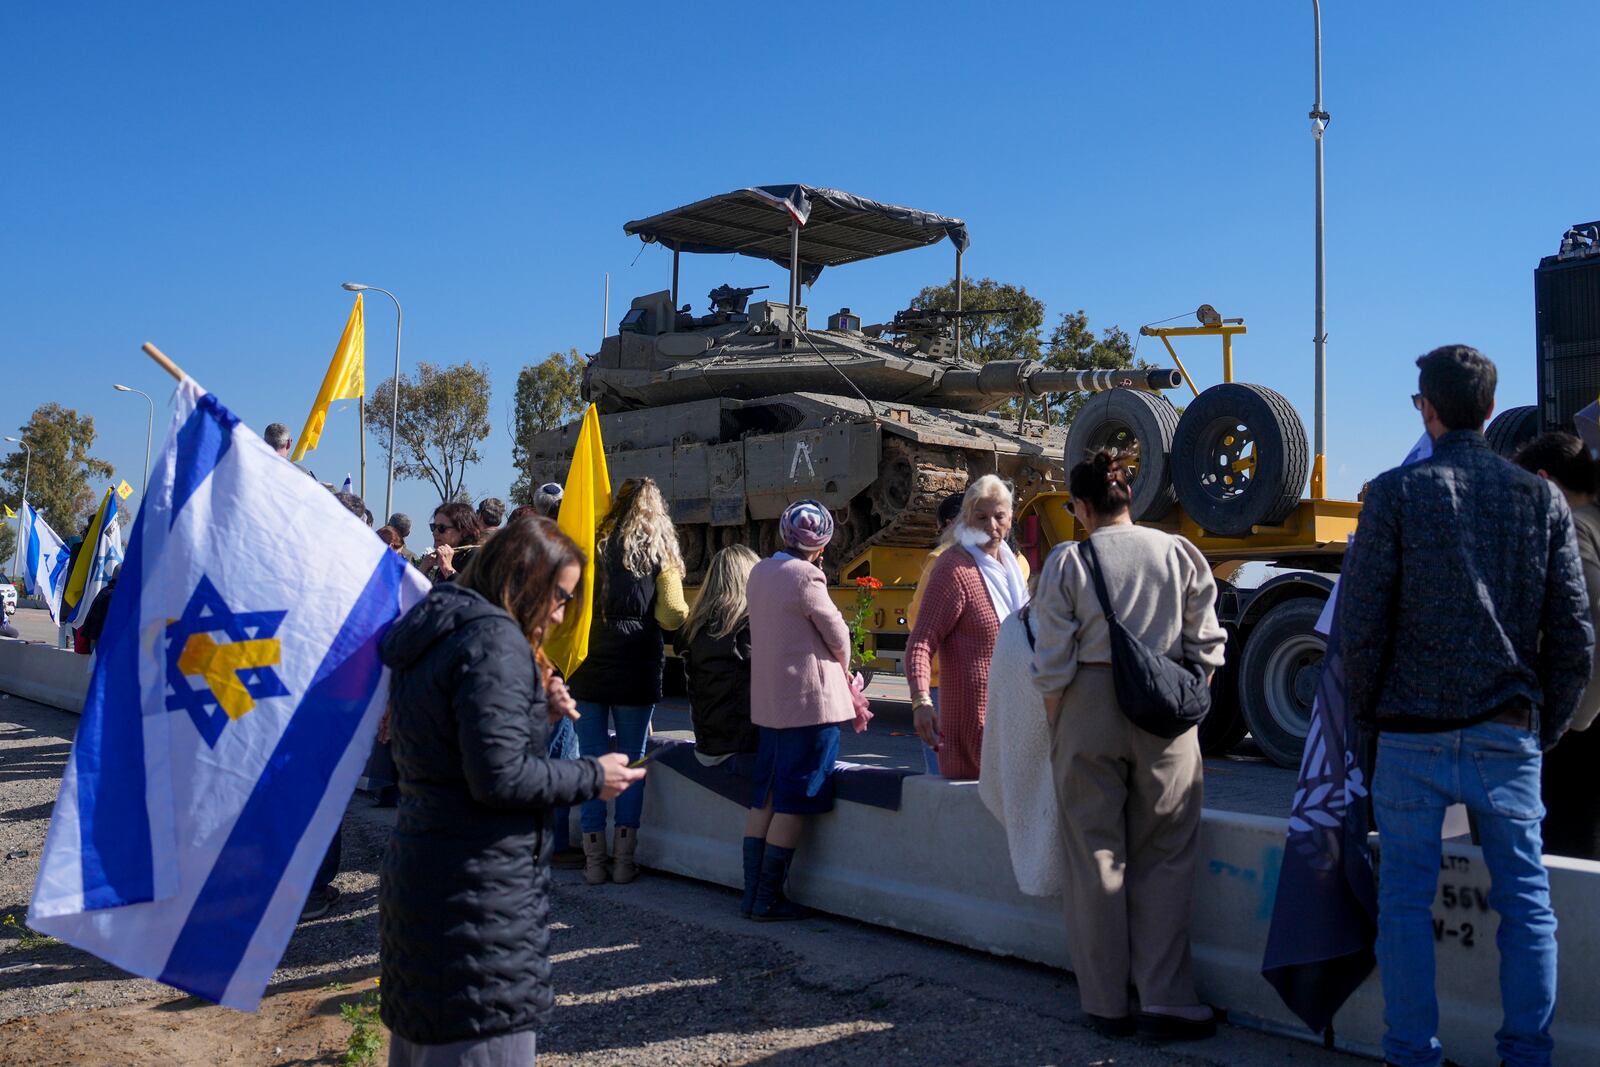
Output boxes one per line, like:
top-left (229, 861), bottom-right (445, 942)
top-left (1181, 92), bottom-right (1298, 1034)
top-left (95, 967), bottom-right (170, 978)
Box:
top-left (1049, 665), bottom-right (1204, 1018)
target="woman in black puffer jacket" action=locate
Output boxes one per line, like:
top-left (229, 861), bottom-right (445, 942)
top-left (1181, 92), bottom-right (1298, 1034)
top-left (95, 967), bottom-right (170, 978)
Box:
top-left (378, 515), bottom-right (643, 1064)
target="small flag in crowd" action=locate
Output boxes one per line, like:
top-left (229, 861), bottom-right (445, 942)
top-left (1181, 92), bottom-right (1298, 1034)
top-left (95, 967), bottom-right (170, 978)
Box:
top-left (20, 502), bottom-right (70, 623)
top-left (546, 403), bottom-right (611, 678)
top-left (1260, 431), bottom-right (1433, 1033)
top-left (4, 503), bottom-right (13, 519)
top-left (28, 375), bottom-right (428, 1010)
top-left (292, 294), bottom-right (365, 462)
top-left (60, 487), bottom-right (124, 628)
top-left (342, 475), bottom-right (353, 494)
top-left (117, 479), bottom-right (135, 501)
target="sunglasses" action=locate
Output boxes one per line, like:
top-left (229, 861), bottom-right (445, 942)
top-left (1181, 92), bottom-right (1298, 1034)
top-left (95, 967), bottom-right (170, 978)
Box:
top-left (429, 523), bottom-right (456, 534)
top-left (554, 585), bottom-right (577, 605)
top-left (1411, 393), bottom-right (1425, 411)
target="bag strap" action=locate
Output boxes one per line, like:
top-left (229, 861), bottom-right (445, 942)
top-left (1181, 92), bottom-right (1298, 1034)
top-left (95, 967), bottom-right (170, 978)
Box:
top-left (1020, 604), bottom-right (1037, 650)
top-left (1077, 537), bottom-right (1118, 624)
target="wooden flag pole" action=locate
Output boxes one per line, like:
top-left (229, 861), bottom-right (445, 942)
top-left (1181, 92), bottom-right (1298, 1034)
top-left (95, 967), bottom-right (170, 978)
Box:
top-left (141, 343), bottom-right (184, 382)
top-left (358, 396), bottom-right (367, 501)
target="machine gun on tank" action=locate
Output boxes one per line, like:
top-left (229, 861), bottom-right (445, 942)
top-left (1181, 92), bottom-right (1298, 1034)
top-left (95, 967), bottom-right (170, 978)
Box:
top-left (864, 305), bottom-right (1022, 359)
top-left (678, 284), bottom-right (772, 329)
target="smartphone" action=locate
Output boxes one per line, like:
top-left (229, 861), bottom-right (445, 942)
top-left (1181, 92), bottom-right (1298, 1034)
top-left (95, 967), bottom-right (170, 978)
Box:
top-left (628, 749), bottom-right (661, 769)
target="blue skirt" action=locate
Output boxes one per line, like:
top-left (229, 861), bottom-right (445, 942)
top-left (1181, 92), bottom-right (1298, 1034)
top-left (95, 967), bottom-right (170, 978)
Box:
top-left (750, 723), bottom-right (841, 815)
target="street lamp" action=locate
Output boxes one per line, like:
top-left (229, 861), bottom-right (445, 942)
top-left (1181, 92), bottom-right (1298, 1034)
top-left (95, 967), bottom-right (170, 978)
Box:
top-left (1309, 0), bottom-right (1330, 498)
top-left (113, 384), bottom-right (155, 499)
top-left (4, 434), bottom-right (29, 579)
top-left (342, 282), bottom-right (403, 521)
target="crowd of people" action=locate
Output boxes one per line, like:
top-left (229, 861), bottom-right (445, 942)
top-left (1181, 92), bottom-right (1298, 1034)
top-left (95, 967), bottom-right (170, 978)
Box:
top-left (246, 345), bottom-right (1596, 1067)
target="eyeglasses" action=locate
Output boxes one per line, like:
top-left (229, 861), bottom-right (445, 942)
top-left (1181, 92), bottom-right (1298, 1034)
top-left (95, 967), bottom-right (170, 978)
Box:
top-left (429, 523), bottom-right (455, 534)
top-left (1411, 393), bottom-right (1425, 411)
top-left (554, 585), bottom-right (576, 605)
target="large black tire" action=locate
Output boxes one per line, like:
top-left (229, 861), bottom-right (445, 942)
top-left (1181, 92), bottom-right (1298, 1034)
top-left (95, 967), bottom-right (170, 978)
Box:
top-left (1485, 404), bottom-right (1538, 459)
top-left (1198, 626), bottom-right (1247, 756)
top-left (1238, 598), bottom-right (1325, 768)
top-left (1064, 389), bottom-right (1181, 521)
top-left (1171, 383), bottom-right (1308, 536)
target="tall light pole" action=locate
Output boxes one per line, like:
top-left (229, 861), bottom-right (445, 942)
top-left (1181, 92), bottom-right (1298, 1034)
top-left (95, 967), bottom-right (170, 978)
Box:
top-left (4, 434), bottom-right (30, 580)
top-left (1310, 0), bottom-right (1330, 499)
top-left (113, 384), bottom-right (155, 500)
top-left (342, 282), bottom-right (402, 520)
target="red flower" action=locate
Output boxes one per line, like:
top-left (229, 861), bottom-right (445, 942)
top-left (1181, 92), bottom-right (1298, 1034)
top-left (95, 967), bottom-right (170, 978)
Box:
top-left (854, 576), bottom-right (884, 590)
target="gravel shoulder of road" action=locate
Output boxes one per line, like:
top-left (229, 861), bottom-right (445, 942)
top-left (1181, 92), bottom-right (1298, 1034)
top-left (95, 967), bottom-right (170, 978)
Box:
top-left (0, 694), bottom-right (1360, 1067)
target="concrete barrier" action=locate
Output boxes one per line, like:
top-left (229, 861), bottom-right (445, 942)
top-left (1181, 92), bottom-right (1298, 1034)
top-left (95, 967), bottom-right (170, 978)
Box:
top-left (0, 641), bottom-right (91, 712)
top-left (626, 746), bottom-right (1600, 1067)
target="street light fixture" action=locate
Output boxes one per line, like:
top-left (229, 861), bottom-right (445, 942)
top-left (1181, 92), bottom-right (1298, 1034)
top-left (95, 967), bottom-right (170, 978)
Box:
top-left (342, 282), bottom-right (403, 521)
top-left (113, 383), bottom-right (155, 500)
top-left (4, 434), bottom-right (30, 579)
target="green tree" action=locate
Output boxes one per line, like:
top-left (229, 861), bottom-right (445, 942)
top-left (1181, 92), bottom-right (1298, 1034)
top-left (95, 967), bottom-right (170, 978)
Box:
top-left (367, 362), bottom-right (491, 505)
top-left (909, 276), bottom-right (1046, 365)
top-left (1, 404), bottom-right (115, 537)
top-left (0, 519), bottom-right (14, 574)
top-left (1043, 310), bottom-right (1151, 424)
top-left (510, 349), bottom-right (585, 503)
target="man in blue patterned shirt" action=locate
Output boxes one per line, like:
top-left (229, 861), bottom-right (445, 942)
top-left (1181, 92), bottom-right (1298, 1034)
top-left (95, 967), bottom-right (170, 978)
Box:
top-left (1341, 345), bottom-right (1592, 1067)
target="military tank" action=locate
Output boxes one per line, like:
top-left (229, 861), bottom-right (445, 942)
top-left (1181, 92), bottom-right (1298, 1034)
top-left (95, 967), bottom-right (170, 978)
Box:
top-left (522, 185), bottom-right (1184, 579)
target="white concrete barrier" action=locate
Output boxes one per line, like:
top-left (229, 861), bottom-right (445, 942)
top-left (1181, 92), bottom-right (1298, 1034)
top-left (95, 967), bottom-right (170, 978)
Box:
top-left (627, 747), bottom-right (1600, 1067)
top-left (0, 641), bottom-right (91, 712)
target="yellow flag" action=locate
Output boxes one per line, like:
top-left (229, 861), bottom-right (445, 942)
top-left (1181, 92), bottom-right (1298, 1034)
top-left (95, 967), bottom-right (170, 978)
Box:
top-left (292, 294), bottom-right (365, 462)
top-left (117, 480), bottom-right (134, 501)
top-left (545, 405), bottom-right (612, 677)
top-left (3, 504), bottom-right (13, 519)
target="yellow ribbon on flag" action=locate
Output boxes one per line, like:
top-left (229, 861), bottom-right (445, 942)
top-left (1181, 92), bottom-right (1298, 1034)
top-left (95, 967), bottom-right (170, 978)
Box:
top-left (545, 405), bottom-right (612, 678)
top-left (117, 480), bottom-right (134, 501)
top-left (292, 294), bottom-right (365, 462)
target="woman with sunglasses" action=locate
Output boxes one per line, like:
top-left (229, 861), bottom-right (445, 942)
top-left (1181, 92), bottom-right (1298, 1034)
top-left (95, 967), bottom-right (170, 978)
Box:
top-left (379, 513), bottom-right (644, 1065)
top-left (417, 501), bottom-right (486, 584)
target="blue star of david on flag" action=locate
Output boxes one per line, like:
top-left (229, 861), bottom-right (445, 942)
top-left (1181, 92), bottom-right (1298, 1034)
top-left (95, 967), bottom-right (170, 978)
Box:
top-left (165, 576), bottom-right (290, 747)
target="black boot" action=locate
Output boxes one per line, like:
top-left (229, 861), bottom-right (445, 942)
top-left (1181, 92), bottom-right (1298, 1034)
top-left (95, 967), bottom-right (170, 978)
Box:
top-left (751, 845), bottom-right (809, 922)
top-left (740, 837), bottom-right (765, 918)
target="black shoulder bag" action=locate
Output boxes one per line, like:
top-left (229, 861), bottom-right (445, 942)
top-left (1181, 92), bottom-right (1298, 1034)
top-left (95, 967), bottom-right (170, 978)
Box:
top-left (1078, 538), bottom-right (1211, 739)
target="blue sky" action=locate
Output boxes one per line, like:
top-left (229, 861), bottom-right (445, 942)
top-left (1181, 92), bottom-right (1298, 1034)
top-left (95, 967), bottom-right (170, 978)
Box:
top-left (3, 2), bottom-right (1597, 550)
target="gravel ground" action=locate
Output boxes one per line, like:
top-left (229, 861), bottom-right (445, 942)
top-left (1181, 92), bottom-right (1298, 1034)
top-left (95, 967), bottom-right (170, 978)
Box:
top-left (0, 693), bottom-right (1364, 1066)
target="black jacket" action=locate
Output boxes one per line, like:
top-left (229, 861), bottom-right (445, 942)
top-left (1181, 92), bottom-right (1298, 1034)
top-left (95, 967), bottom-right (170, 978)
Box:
top-left (1342, 430), bottom-right (1594, 749)
top-left (377, 583), bottom-right (603, 1045)
top-left (568, 545), bottom-right (665, 706)
top-left (683, 621), bottom-right (758, 757)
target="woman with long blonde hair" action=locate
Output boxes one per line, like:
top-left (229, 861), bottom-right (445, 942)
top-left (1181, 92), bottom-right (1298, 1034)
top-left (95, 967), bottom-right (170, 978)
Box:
top-left (567, 477), bottom-right (689, 885)
top-left (684, 543), bottom-right (761, 765)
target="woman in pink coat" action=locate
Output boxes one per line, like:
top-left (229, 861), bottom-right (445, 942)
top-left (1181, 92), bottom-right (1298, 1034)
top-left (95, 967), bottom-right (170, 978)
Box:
top-left (742, 499), bottom-right (857, 921)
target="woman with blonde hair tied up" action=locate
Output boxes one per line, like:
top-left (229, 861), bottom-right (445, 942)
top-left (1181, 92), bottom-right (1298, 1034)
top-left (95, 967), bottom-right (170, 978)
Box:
top-left (568, 477), bottom-right (689, 885)
top-left (905, 474), bottom-right (1030, 780)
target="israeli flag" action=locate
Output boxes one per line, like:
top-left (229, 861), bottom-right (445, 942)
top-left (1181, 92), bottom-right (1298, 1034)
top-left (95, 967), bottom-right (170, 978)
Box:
top-left (20, 501), bottom-right (70, 622)
top-left (28, 377), bottom-right (428, 1010)
top-left (62, 497), bottom-right (124, 628)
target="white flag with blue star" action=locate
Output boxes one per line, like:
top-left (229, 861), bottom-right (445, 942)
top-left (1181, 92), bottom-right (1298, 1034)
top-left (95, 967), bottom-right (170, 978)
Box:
top-left (19, 501), bottom-right (71, 623)
top-left (28, 375), bottom-right (428, 1010)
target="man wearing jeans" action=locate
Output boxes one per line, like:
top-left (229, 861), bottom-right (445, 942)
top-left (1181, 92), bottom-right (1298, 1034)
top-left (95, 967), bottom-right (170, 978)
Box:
top-left (1342, 345), bottom-right (1593, 1067)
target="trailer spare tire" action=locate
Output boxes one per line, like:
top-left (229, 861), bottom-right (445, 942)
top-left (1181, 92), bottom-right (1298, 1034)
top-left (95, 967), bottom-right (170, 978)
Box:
top-left (1485, 404), bottom-right (1538, 458)
top-left (1238, 598), bottom-right (1325, 768)
top-left (1171, 383), bottom-right (1308, 536)
top-left (1063, 388), bottom-right (1180, 521)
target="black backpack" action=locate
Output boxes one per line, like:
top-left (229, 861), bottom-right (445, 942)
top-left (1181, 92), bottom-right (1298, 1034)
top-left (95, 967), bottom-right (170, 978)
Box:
top-left (1078, 537), bottom-right (1211, 739)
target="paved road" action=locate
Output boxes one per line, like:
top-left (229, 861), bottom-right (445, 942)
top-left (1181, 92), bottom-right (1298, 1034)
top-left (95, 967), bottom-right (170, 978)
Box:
top-left (0, 694), bottom-right (1357, 1066)
top-left (3, 605), bottom-right (1300, 820)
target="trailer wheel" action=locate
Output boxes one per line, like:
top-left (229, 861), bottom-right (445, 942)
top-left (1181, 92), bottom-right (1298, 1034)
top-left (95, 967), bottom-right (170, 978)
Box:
top-left (1239, 598), bottom-right (1325, 768)
top-left (1171, 383), bottom-right (1308, 536)
top-left (1485, 405), bottom-right (1538, 458)
top-left (1064, 388), bottom-right (1181, 521)
top-left (1198, 627), bottom-right (1247, 756)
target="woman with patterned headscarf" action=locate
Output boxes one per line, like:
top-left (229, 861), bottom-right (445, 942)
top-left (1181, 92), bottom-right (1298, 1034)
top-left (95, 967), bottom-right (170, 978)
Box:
top-left (740, 500), bottom-right (860, 920)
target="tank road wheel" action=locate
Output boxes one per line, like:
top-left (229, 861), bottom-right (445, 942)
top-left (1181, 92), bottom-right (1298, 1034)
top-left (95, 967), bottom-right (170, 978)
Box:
top-left (1238, 599), bottom-right (1325, 768)
top-left (1485, 404), bottom-right (1538, 459)
top-left (1171, 383), bottom-right (1308, 536)
top-left (1064, 389), bottom-right (1181, 521)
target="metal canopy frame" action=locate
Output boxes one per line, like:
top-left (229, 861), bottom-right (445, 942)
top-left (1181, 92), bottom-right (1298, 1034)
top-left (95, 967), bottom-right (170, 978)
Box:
top-left (624, 185), bottom-right (970, 345)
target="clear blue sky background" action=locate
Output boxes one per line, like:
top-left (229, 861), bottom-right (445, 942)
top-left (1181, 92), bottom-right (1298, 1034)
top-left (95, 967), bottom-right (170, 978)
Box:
top-left (4, 2), bottom-right (1597, 551)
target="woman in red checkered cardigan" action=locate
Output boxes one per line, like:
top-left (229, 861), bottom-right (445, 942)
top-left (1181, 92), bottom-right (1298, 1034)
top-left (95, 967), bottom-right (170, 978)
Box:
top-left (905, 476), bottom-right (1030, 780)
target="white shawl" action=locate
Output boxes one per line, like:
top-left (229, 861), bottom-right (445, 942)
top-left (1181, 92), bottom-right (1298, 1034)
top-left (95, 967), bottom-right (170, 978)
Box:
top-left (956, 526), bottom-right (1029, 622)
top-left (979, 609), bottom-right (1065, 897)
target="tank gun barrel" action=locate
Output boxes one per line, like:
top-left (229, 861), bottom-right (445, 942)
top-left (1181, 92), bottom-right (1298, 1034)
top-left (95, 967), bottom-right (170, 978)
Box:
top-left (932, 360), bottom-right (1182, 399)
